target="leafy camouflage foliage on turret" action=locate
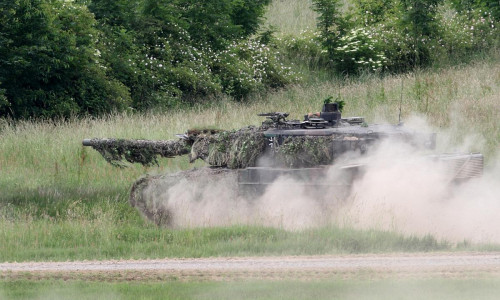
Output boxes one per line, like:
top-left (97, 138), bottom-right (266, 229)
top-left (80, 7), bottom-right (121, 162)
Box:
top-left (277, 136), bottom-right (334, 167)
top-left (85, 138), bottom-right (191, 167)
top-left (84, 126), bottom-right (354, 169)
top-left (85, 127), bottom-right (269, 168)
top-left (188, 127), bottom-right (268, 168)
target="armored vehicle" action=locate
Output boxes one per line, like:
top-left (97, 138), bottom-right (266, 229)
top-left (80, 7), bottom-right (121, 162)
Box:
top-left (83, 102), bottom-right (483, 224)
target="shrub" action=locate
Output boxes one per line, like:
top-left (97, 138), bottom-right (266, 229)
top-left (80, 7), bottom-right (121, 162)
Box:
top-left (212, 39), bottom-right (296, 99)
top-left (439, 8), bottom-right (498, 58)
top-left (277, 30), bottom-right (329, 69)
top-left (333, 27), bottom-right (388, 74)
top-left (366, 21), bottom-right (424, 72)
top-left (0, 0), bottom-right (130, 118)
top-left (0, 0), bottom-right (279, 118)
top-left (450, 0), bottom-right (500, 21)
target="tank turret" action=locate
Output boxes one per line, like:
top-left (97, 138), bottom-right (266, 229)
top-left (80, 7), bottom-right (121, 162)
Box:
top-left (82, 103), bottom-right (476, 171)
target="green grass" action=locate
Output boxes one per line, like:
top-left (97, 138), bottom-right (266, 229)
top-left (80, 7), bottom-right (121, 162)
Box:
top-left (263, 0), bottom-right (317, 35)
top-left (0, 56), bottom-right (499, 262)
top-left (0, 0), bottom-right (499, 263)
top-left (0, 219), bottom-right (453, 262)
top-left (3, 279), bottom-right (500, 300)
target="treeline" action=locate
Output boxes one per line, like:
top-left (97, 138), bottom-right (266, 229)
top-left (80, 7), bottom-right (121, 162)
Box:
top-left (0, 0), bottom-right (290, 118)
top-left (307, 0), bottom-right (499, 74)
top-left (0, 0), bottom-right (498, 119)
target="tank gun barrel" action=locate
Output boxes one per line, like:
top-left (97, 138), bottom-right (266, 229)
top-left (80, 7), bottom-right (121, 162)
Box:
top-left (82, 138), bottom-right (187, 149)
top-left (82, 126), bottom-right (268, 169)
top-left (82, 139), bottom-right (93, 146)
top-left (82, 138), bottom-right (191, 166)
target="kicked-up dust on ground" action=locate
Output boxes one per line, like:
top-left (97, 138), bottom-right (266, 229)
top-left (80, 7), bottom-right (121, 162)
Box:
top-left (130, 116), bottom-right (500, 244)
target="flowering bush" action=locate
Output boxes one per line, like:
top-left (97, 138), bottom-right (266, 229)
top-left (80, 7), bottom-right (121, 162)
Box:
top-left (333, 28), bottom-right (388, 74)
top-left (367, 21), bottom-right (426, 72)
top-left (212, 39), bottom-right (296, 99)
top-left (368, 8), bottom-right (498, 71)
top-left (312, 0), bottom-right (499, 74)
top-left (439, 9), bottom-right (498, 57)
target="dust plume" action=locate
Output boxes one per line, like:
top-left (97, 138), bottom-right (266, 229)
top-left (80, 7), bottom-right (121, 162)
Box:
top-left (131, 116), bottom-right (500, 243)
top-left (332, 115), bottom-right (500, 243)
top-left (338, 138), bottom-right (500, 243)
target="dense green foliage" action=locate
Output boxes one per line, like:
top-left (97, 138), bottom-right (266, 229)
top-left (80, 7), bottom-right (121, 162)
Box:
top-left (0, 0), bottom-right (500, 119)
top-left (398, 0), bottom-right (443, 67)
top-left (0, 0), bottom-right (130, 118)
top-left (450, 0), bottom-right (500, 20)
top-left (307, 0), bottom-right (498, 73)
top-left (0, 0), bottom-right (498, 118)
top-left (0, 0), bottom-right (287, 118)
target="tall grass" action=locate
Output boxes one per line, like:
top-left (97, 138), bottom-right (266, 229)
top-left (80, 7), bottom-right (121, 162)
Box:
top-left (1, 57), bottom-right (498, 198)
top-left (0, 0), bottom-right (499, 262)
top-left (0, 56), bottom-right (499, 261)
top-left (263, 0), bottom-right (317, 35)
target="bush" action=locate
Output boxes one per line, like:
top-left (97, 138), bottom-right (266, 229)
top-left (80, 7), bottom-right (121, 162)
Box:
top-left (369, 6), bottom-right (499, 71)
top-left (277, 30), bottom-right (329, 69)
top-left (450, 0), bottom-right (500, 21)
top-left (0, 0), bottom-right (130, 118)
top-left (212, 39), bottom-right (296, 99)
top-left (333, 27), bottom-right (387, 74)
top-left (439, 9), bottom-right (498, 58)
top-left (0, 0), bottom-right (280, 118)
top-left (311, 0), bottom-right (499, 73)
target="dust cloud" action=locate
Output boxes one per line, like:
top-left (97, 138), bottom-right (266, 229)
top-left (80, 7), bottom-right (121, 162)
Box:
top-left (133, 116), bottom-right (500, 243)
top-left (337, 139), bottom-right (500, 243)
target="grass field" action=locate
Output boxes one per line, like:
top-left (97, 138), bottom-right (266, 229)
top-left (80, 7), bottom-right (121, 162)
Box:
top-left (3, 279), bottom-right (500, 300)
top-left (0, 4), bottom-right (500, 300)
top-left (0, 0), bottom-right (500, 266)
top-left (0, 54), bottom-right (499, 262)
top-left (263, 0), bottom-right (317, 35)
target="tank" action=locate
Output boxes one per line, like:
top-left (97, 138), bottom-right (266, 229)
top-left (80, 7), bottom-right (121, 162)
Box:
top-left (83, 102), bottom-right (484, 225)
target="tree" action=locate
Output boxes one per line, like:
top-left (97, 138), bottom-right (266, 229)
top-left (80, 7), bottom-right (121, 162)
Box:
top-left (0, 0), bottom-right (130, 118)
top-left (313, 0), bottom-right (348, 58)
top-left (78, 0), bottom-right (138, 27)
top-left (230, 0), bottom-right (272, 36)
top-left (352, 0), bottom-right (397, 25)
top-left (398, 0), bottom-right (442, 67)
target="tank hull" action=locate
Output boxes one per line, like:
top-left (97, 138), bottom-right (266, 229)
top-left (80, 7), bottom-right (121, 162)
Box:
top-left (237, 152), bottom-right (483, 197)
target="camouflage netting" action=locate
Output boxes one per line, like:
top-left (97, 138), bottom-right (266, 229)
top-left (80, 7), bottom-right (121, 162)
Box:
top-left (86, 127), bottom-right (365, 168)
top-left (191, 127), bottom-right (268, 168)
top-left (85, 138), bottom-right (191, 167)
top-left (86, 127), bottom-right (268, 168)
top-left (277, 136), bottom-right (334, 167)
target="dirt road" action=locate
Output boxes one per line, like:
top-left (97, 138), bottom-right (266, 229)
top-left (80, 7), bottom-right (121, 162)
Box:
top-left (2, 252), bottom-right (500, 281)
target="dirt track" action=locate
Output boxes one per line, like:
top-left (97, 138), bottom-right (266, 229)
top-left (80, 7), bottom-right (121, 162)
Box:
top-left (2, 253), bottom-right (500, 281)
